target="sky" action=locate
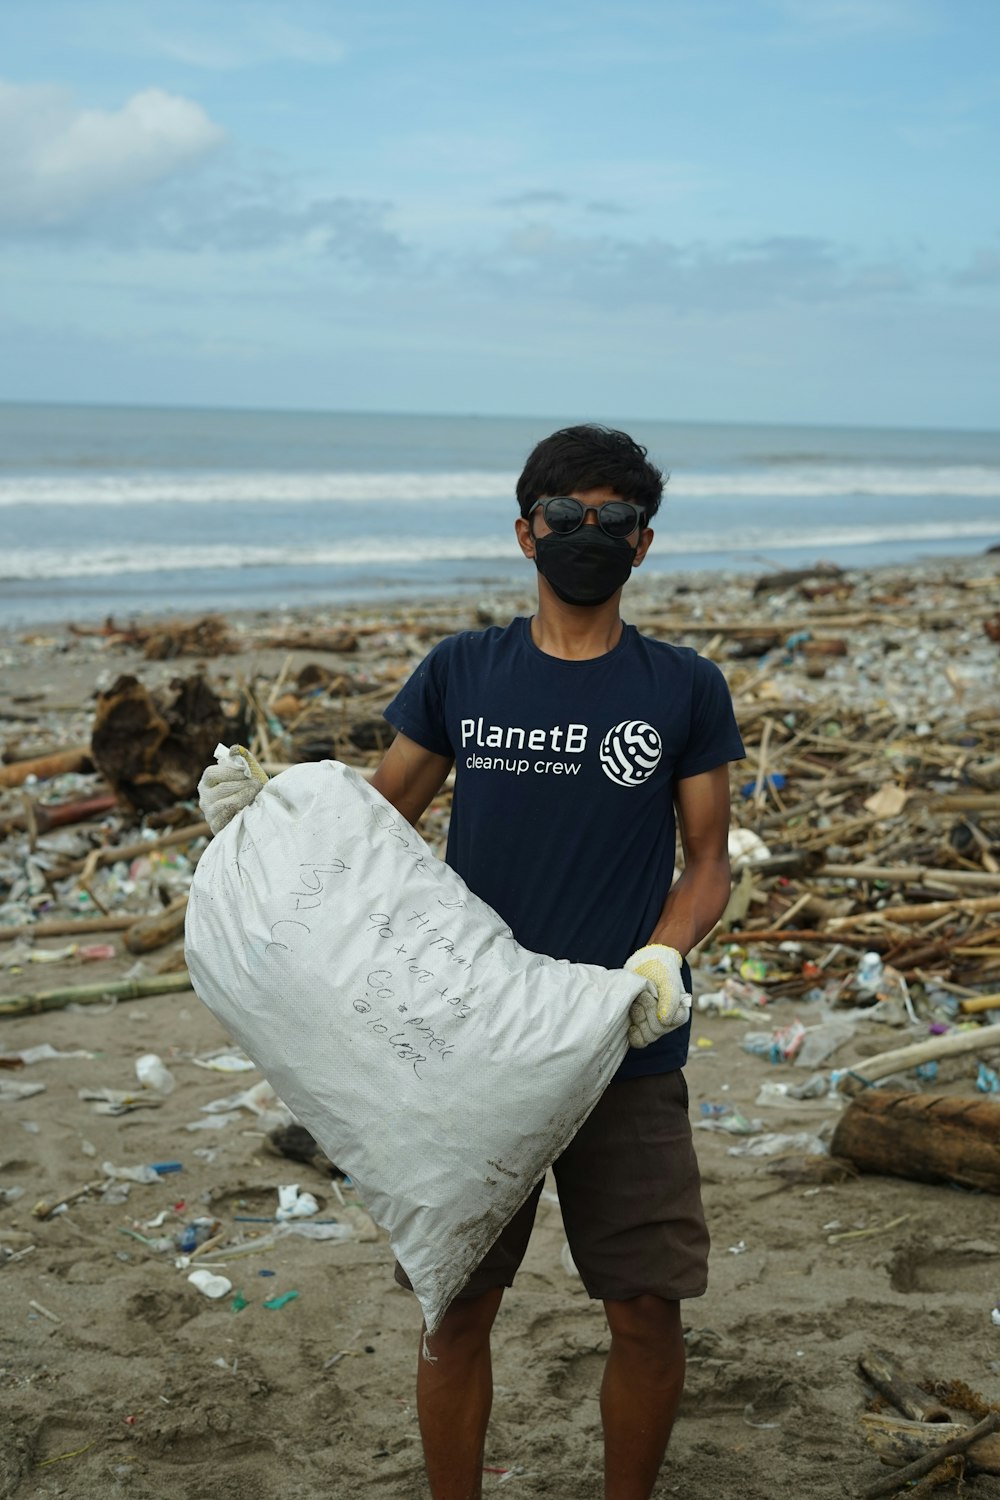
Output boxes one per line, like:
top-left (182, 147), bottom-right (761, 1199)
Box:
top-left (0, 0), bottom-right (998, 429)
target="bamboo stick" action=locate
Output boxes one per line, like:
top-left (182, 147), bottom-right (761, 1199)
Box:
top-left (830, 894), bottom-right (1000, 929)
top-left (819, 863), bottom-right (1000, 891)
top-left (0, 915), bottom-right (136, 943)
top-left (57, 820), bottom-right (210, 876)
top-left (841, 1022), bottom-right (1000, 1088)
top-left (960, 993), bottom-right (1000, 1014)
top-left (0, 971), bottom-right (193, 1019)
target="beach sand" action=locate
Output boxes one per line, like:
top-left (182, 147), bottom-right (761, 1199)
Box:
top-left (2, 558), bottom-right (999, 1499)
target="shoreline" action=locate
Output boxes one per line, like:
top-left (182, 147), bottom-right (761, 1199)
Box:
top-left (2, 540), bottom-right (998, 632)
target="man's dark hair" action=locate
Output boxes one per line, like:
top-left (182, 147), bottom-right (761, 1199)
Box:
top-left (515, 424), bottom-right (665, 520)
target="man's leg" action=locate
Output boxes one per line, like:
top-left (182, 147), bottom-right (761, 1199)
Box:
top-left (417, 1286), bottom-right (504, 1500)
top-left (601, 1294), bottom-right (686, 1500)
top-left (552, 1071), bottom-right (708, 1500)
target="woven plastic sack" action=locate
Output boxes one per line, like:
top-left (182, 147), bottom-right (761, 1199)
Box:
top-left (184, 760), bottom-right (651, 1334)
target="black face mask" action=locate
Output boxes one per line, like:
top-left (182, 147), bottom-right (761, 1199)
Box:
top-left (533, 527), bottom-right (637, 606)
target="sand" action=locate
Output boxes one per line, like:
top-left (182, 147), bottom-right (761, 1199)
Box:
top-left (2, 560), bottom-right (1000, 1500)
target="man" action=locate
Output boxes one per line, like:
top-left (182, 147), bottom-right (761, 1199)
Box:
top-left (370, 424), bottom-right (745, 1500)
top-left (198, 424), bottom-right (743, 1498)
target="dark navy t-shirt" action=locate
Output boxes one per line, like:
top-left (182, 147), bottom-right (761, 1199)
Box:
top-left (384, 617), bottom-right (745, 1080)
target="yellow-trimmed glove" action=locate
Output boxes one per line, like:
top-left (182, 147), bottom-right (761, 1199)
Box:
top-left (197, 743), bottom-right (269, 836)
top-left (625, 944), bottom-right (692, 1048)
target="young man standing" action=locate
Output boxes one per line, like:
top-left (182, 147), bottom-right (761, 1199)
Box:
top-left (370, 424), bottom-right (745, 1500)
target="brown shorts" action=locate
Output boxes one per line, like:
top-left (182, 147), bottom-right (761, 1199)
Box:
top-left (393, 1068), bottom-right (709, 1307)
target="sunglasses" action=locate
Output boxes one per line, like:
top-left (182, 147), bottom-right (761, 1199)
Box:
top-left (528, 496), bottom-right (645, 540)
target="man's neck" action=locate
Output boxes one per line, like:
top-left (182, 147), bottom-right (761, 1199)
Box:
top-left (529, 588), bottom-right (625, 661)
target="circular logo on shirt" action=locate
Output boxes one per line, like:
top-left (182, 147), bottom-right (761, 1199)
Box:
top-left (599, 720), bottom-right (662, 786)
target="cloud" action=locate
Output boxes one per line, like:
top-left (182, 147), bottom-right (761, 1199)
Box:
top-left (953, 245), bottom-right (1000, 288)
top-left (494, 190), bottom-right (571, 209)
top-left (764, 0), bottom-right (933, 43)
top-left (146, 12), bottom-right (345, 70)
top-left (0, 81), bottom-right (224, 230)
top-left (470, 223), bottom-right (914, 312)
top-left (155, 189), bottom-right (407, 268)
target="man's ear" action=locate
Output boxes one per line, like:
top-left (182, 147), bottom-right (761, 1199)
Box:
top-left (515, 515), bottom-right (536, 560)
top-left (632, 527), bottom-right (654, 567)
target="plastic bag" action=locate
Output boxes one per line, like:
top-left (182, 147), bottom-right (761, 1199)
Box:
top-left (185, 759), bottom-right (649, 1335)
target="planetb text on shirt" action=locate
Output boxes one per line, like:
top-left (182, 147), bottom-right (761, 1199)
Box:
top-left (460, 717), bottom-right (663, 788)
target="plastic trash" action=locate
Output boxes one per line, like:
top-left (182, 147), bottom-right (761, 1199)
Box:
top-left (175, 1218), bottom-right (220, 1252)
top-left (187, 1268), bottom-right (232, 1299)
top-left (263, 1290), bottom-right (299, 1310)
top-left (855, 952), bottom-right (885, 997)
top-left (794, 1020), bottom-right (860, 1070)
top-left (191, 1053), bottom-right (258, 1073)
top-left (976, 1062), bottom-right (1000, 1094)
top-left (727, 829), bottom-right (771, 864)
top-left (276, 1184), bottom-right (319, 1220)
top-left (693, 1110), bottom-right (762, 1135)
top-left (135, 1054), bottom-right (176, 1095)
top-left (102, 1160), bottom-right (160, 1184)
top-left (727, 1132), bottom-right (828, 1158)
top-left (0, 1079), bottom-right (46, 1101)
top-left (740, 773), bottom-right (787, 799)
top-left (741, 1020), bottom-right (806, 1063)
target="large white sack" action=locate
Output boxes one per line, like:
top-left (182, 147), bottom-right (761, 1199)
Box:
top-left (184, 760), bottom-right (651, 1334)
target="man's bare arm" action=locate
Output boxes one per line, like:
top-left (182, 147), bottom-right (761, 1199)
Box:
top-left (647, 765), bottom-right (732, 956)
top-left (369, 732), bottom-right (454, 826)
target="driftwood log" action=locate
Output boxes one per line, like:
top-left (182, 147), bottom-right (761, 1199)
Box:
top-left (831, 1091), bottom-right (1000, 1193)
top-left (124, 895), bottom-right (189, 955)
top-left (858, 1350), bottom-right (951, 1423)
top-left (860, 1410), bottom-right (1000, 1494)
top-left (90, 673), bottom-right (225, 812)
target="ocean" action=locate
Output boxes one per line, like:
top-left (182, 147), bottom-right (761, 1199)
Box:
top-left (1, 402), bottom-right (998, 625)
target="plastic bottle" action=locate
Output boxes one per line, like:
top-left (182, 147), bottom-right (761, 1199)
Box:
top-left (174, 1217), bottom-right (219, 1252)
top-left (135, 1054), bottom-right (176, 1095)
top-left (855, 952), bottom-right (884, 997)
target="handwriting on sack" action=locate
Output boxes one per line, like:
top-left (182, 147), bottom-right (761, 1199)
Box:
top-left (265, 861), bottom-right (351, 954)
top-left (352, 968), bottom-right (459, 1080)
top-left (263, 805), bottom-right (479, 1079)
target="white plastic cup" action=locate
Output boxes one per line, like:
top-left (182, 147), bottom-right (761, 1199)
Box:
top-left (135, 1053), bottom-right (176, 1095)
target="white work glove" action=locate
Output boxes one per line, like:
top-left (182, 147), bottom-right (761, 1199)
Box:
top-left (625, 944), bottom-right (692, 1048)
top-left (197, 743), bottom-right (268, 836)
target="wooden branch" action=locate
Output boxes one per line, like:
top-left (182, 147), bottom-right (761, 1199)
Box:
top-left (711, 927), bottom-right (887, 950)
top-left (862, 1410), bottom-right (1000, 1497)
top-left (858, 1350), bottom-right (954, 1424)
top-left (0, 746), bottom-right (93, 788)
top-left (0, 793), bottom-right (117, 838)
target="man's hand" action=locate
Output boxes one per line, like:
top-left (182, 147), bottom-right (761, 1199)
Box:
top-left (198, 744), bottom-right (268, 836)
top-left (625, 944), bottom-right (692, 1048)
